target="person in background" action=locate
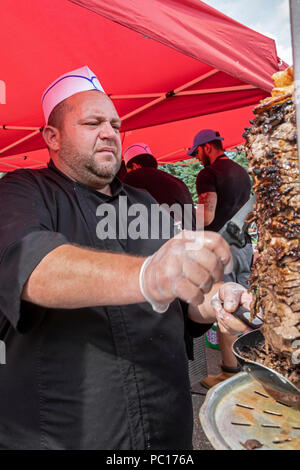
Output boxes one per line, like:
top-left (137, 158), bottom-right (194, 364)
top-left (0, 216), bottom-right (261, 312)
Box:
top-left (187, 129), bottom-right (252, 388)
top-left (123, 143), bottom-right (196, 230)
top-left (116, 158), bottom-right (127, 181)
top-left (187, 129), bottom-right (251, 232)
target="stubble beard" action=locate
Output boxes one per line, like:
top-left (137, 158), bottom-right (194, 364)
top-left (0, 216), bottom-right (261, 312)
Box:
top-left (58, 140), bottom-right (121, 188)
top-left (202, 153), bottom-right (210, 167)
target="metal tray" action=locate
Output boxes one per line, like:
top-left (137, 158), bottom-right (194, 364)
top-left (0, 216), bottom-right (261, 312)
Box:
top-left (200, 372), bottom-right (300, 450)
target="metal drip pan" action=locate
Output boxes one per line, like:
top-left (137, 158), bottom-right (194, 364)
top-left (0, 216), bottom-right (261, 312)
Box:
top-left (233, 330), bottom-right (300, 409)
top-left (200, 372), bottom-right (300, 450)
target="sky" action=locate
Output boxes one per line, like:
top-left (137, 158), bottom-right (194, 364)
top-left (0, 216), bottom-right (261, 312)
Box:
top-left (202, 0), bottom-right (293, 65)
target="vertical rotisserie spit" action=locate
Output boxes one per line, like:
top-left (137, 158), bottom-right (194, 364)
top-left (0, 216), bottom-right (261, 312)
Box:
top-left (243, 67), bottom-right (300, 386)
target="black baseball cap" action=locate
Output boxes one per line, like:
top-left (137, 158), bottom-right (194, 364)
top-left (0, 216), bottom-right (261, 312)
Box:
top-left (187, 129), bottom-right (224, 156)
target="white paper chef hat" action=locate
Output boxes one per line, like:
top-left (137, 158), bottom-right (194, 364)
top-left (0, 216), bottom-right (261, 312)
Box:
top-left (42, 65), bottom-right (105, 122)
top-left (123, 143), bottom-right (154, 165)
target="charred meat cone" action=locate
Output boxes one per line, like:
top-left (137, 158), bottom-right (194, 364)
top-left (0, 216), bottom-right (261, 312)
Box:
top-left (243, 67), bottom-right (300, 385)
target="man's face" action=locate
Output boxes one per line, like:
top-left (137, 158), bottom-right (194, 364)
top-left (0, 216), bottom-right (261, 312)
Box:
top-left (196, 144), bottom-right (210, 167)
top-left (57, 91), bottom-right (122, 188)
top-left (126, 162), bottom-right (142, 173)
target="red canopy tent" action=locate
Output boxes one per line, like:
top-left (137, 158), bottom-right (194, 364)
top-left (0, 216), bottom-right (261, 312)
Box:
top-left (0, 0), bottom-right (282, 171)
top-left (0, 104), bottom-right (257, 172)
top-left (122, 105), bottom-right (257, 164)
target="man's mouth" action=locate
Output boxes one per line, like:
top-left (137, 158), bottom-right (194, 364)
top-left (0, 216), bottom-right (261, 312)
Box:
top-left (96, 147), bottom-right (116, 155)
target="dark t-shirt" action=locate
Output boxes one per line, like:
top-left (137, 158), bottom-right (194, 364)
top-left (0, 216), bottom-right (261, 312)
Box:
top-left (0, 161), bottom-right (208, 450)
top-left (123, 167), bottom-right (195, 230)
top-left (196, 158), bottom-right (251, 232)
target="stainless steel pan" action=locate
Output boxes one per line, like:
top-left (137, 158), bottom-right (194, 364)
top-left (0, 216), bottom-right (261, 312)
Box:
top-left (233, 329), bottom-right (300, 410)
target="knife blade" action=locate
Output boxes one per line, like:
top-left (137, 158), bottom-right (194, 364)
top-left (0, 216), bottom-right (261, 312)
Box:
top-left (219, 194), bottom-right (257, 247)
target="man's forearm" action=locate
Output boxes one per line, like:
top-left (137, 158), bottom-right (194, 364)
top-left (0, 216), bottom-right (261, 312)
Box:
top-left (197, 192), bottom-right (217, 227)
top-left (22, 244), bottom-right (146, 309)
top-left (188, 282), bottom-right (223, 324)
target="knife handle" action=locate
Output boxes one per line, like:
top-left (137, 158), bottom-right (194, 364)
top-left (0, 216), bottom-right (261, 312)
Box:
top-left (231, 305), bottom-right (263, 329)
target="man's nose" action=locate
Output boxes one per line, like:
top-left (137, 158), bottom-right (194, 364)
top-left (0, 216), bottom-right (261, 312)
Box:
top-left (99, 122), bottom-right (116, 139)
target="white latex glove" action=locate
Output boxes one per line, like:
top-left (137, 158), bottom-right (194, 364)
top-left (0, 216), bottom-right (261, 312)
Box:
top-left (210, 282), bottom-right (253, 335)
top-left (139, 231), bottom-right (233, 313)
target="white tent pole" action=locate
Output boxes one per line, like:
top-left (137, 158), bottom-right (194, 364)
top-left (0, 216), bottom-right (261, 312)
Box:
top-left (120, 95), bottom-right (166, 121)
top-left (0, 129), bottom-right (42, 155)
top-left (111, 83), bottom-right (255, 99)
top-left (178, 85), bottom-right (256, 96)
top-left (0, 155), bottom-right (47, 164)
top-left (159, 158), bottom-right (198, 165)
top-left (158, 148), bottom-right (189, 160)
top-left (110, 93), bottom-right (162, 99)
top-left (173, 69), bottom-right (218, 94)
top-left (0, 161), bottom-right (20, 169)
top-left (120, 69), bottom-right (219, 122)
top-left (1, 125), bottom-right (40, 131)
top-left (0, 161), bottom-right (45, 170)
top-left (172, 159), bottom-right (198, 165)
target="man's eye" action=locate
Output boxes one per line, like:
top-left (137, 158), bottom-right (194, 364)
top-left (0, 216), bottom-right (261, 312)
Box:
top-left (85, 122), bottom-right (98, 126)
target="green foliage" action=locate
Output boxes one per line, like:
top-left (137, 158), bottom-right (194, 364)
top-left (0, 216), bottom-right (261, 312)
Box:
top-left (159, 151), bottom-right (251, 205)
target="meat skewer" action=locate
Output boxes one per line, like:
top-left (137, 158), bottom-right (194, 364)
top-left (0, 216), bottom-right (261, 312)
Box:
top-left (243, 67), bottom-right (300, 386)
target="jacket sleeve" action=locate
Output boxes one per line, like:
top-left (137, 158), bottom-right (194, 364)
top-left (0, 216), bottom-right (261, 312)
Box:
top-left (180, 301), bottom-right (212, 360)
top-left (0, 172), bottom-right (69, 331)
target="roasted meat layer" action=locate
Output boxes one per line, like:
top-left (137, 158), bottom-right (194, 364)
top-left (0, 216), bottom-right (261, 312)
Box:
top-left (243, 97), bottom-right (300, 384)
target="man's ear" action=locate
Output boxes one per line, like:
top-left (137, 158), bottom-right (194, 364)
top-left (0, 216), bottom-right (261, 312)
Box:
top-left (132, 163), bottom-right (141, 170)
top-left (205, 142), bottom-right (212, 154)
top-left (43, 125), bottom-right (60, 151)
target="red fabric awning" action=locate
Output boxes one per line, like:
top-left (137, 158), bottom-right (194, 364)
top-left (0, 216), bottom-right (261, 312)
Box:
top-left (0, 104), bottom-right (256, 172)
top-left (123, 105), bottom-right (256, 164)
top-left (0, 0), bottom-right (281, 170)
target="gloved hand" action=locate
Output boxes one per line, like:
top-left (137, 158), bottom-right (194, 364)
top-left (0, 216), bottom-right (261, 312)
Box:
top-left (139, 231), bottom-right (233, 313)
top-left (210, 282), bottom-right (253, 335)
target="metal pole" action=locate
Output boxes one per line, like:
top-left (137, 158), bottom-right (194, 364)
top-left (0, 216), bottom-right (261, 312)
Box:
top-left (120, 70), bottom-right (219, 122)
top-left (290, 0), bottom-right (300, 170)
top-left (0, 129), bottom-right (41, 155)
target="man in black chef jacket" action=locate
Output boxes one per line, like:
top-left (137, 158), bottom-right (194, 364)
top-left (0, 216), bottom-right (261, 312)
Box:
top-left (0, 66), bottom-right (251, 450)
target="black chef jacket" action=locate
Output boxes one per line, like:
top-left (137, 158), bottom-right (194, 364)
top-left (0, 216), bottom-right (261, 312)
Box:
top-left (0, 161), bottom-right (209, 450)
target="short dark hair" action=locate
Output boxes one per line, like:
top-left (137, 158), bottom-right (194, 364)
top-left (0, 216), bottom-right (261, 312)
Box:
top-left (126, 154), bottom-right (157, 169)
top-left (200, 139), bottom-right (223, 152)
top-left (210, 139), bottom-right (224, 151)
top-left (47, 99), bottom-right (74, 131)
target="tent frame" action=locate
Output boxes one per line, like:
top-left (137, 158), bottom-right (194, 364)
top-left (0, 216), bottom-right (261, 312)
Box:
top-left (0, 68), bottom-right (258, 162)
